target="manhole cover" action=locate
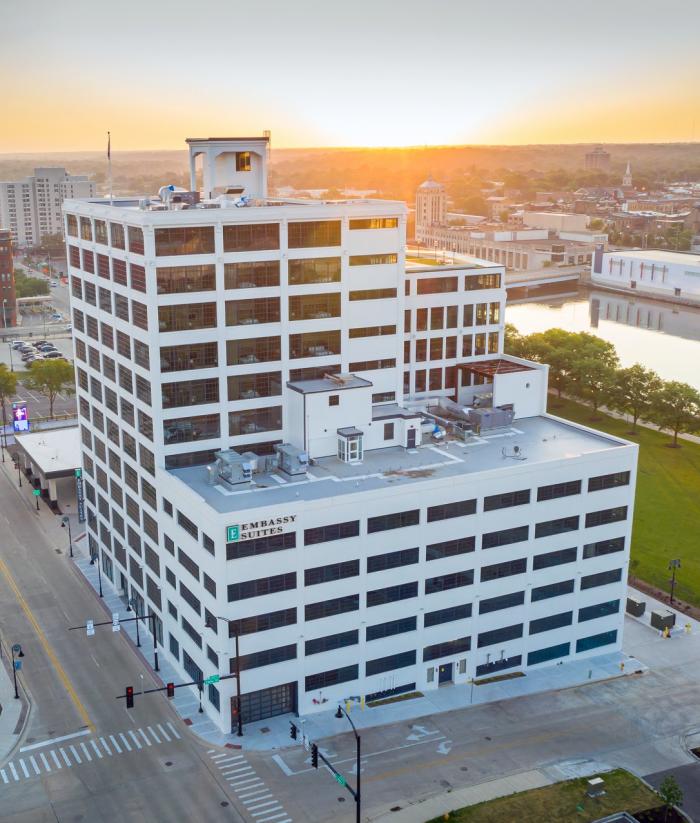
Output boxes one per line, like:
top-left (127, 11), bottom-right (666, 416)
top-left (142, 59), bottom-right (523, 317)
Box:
top-left (165, 761), bottom-right (173, 767)
top-left (484, 736), bottom-right (492, 741)
top-left (55, 549), bottom-right (62, 554)
top-left (220, 801), bottom-right (229, 807)
top-left (390, 807), bottom-right (402, 813)
top-left (460, 766), bottom-right (468, 772)
top-left (337, 797), bottom-right (345, 803)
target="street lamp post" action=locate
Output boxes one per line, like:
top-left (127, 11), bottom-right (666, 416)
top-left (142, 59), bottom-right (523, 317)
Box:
top-left (129, 598), bottom-right (141, 646)
top-left (8, 341), bottom-right (14, 372)
top-left (61, 515), bottom-right (73, 558)
top-left (669, 558), bottom-right (681, 605)
top-left (90, 550), bottom-right (103, 597)
top-left (11, 643), bottom-right (25, 700)
top-left (335, 704), bottom-right (361, 823)
top-left (208, 615), bottom-right (243, 736)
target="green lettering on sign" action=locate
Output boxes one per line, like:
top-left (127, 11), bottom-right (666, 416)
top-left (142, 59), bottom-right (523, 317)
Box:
top-left (226, 525), bottom-right (240, 542)
top-left (33, 489), bottom-right (41, 496)
top-left (204, 674), bottom-right (221, 685)
top-left (335, 774), bottom-right (346, 787)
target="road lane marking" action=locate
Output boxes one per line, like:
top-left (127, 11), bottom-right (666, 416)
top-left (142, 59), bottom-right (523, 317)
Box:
top-left (0, 770), bottom-right (8, 784)
top-left (147, 726), bottom-right (160, 744)
top-left (19, 760), bottom-right (29, 778)
top-left (79, 742), bottom-right (92, 761)
top-left (128, 730), bottom-right (142, 750)
top-left (50, 750), bottom-right (62, 769)
top-left (0, 556), bottom-right (94, 731)
top-left (90, 740), bottom-right (103, 759)
top-left (109, 735), bottom-right (122, 754)
top-left (69, 745), bottom-right (82, 764)
top-left (157, 724), bottom-right (171, 742)
top-left (29, 756), bottom-right (40, 775)
top-left (237, 786), bottom-right (266, 798)
top-left (255, 812), bottom-right (287, 822)
top-left (166, 721), bottom-right (181, 739)
top-left (39, 754), bottom-right (50, 772)
top-left (138, 728), bottom-right (152, 747)
top-left (119, 733), bottom-right (132, 752)
top-left (20, 729), bottom-right (91, 752)
top-left (99, 737), bottom-right (112, 755)
top-left (247, 799), bottom-right (279, 811)
top-left (244, 794), bottom-right (273, 807)
top-left (9, 763), bottom-right (19, 780)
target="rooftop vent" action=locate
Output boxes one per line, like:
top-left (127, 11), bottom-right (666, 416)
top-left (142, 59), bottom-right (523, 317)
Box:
top-left (206, 449), bottom-right (253, 488)
top-left (275, 444), bottom-right (309, 477)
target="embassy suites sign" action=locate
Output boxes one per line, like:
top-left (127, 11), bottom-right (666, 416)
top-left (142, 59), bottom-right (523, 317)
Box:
top-left (227, 515), bottom-right (297, 542)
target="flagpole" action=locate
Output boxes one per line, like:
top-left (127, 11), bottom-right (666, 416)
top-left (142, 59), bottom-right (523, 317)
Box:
top-left (107, 131), bottom-right (113, 205)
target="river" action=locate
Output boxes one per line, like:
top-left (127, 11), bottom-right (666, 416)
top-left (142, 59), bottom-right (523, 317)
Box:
top-left (505, 287), bottom-right (700, 391)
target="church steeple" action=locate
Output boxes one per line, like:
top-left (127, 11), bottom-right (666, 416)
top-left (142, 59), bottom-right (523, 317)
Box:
top-left (622, 161), bottom-right (632, 188)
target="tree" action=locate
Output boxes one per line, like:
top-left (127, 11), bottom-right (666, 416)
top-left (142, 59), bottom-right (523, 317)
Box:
top-left (609, 364), bottom-right (662, 432)
top-left (0, 364), bottom-right (18, 445)
top-left (574, 358), bottom-right (617, 416)
top-left (23, 360), bottom-right (75, 419)
top-left (658, 774), bottom-right (683, 822)
top-left (648, 380), bottom-right (700, 447)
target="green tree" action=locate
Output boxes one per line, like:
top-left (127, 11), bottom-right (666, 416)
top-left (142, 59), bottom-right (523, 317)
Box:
top-left (610, 364), bottom-right (662, 432)
top-left (503, 324), bottom-right (529, 358)
top-left (23, 359), bottom-right (75, 419)
top-left (0, 364), bottom-right (18, 442)
top-left (649, 380), bottom-right (700, 447)
top-left (588, 218), bottom-right (604, 230)
top-left (658, 774), bottom-right (683, 822)
top-left (13, 271), bottom-right (50, 298)
top-left (574, 359), bottom-right (617, 416)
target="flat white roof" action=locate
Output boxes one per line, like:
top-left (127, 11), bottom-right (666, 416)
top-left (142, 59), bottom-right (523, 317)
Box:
top-left (15, 426), bottom-right (80, 476)
top-left (606, 249), bottom-right (700, 265)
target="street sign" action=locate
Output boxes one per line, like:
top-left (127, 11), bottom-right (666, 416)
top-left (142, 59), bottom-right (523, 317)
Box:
top-left (12, 643), bottom-right (21, 653)
top-left (75, 468), bottom-right (82, 478)
top-left (203, 674), bottom-right (220, 685)
top-left (14, 660), bottom-right (22, 671)
top-left (226, 525), bottom-right (240, 542)
top-left (76, 472), bottom-right (85, 523)
top-left (86, 619), bottom-right (95, 637)
top-left (335, 774), bottom-right (346, 787)
top-left (112, 613), bottom-right (120, 633)
top-left (32, 488), bottom-right (40, 496)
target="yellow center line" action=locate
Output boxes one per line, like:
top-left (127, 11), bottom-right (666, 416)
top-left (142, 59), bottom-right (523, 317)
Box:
top-left (0, 555), bottom-right (94, 732)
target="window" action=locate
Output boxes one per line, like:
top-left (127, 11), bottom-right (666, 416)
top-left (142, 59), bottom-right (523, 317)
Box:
top-left (425, 537), bottom-right (475, 560)
top-left (465, 273), bottom-right (501, 290)
top-left (349, 325), bottom-right (396, 338)
top-left (236, 151), bottom-right (251, 171)
top-left (159, 303), bottom-right (216, 332)
top-left (112, 259), bottom-right (127, 285)
top-left (368, 509), bottom-right (419, 533)
top-left (304, 521), bottom-right (359, 546)
top-left (178, 548), bottom-right (199, 580)
top-left (349, 253), bottom-right (398, 267)
top-left (130, 264), bottom-right (146, 293)
top-left (367, 547), bottom-right (419, 573)
top-left (366, 650), bottom-right (416, 676)
top-left (157, 265), bottom-right (216, 294)
top-left (417, 276), bottom-right (458, 294)
top-left (161, 342), bottom-right (218, 372)
top-left (226, 297), bottom-right (280, 326)
top-left (529, 611), bottom-right (573, 635)
top-left (533, 547), bottom-right (577, 570)
top-left (482, 525), bottom-right (529, 549)
top-left (480, 558), bottom-right (527, 582)
top-left (328, 395), bottom-right (339, 407)
top-left (305, 665), bottom-right (357, 692)
top-left (229, 406), bottom-right (282, 436)
top-left (427, 499), bottom-right (476, 522)
top-left (580, 568), bottom-right (623, 590)
top-left (226, 532), bottom-right (296, 562)
top-left (576, 630), bottom-right (617, 653)
top-left (288, 221), bottom-right (340, 248)
top-left (227, 336), bottom-right (281, 365)
top-left (582, 537), bottom-right (625, 559)
top-left (423, 638), bottom-right (470, 662)
top-left (527, 642), bottom-right (570, 666)
top-left (228, 572), bottom-right (296, 602)
top-left (348, 288), bottom-right (397, 301)
top-left (289, 293), bottom-right (340, 321)
top-left (164, 413), bottom-right (220, 444)
top-left (585, 507), bottom-right (628, 528)
top-left (588, 471), bottom-right (630, 492)
top-left (180, 581), bottom-right (201, 615)
top-left (305, 630), bottom-right (358, 656)
top-left (366, 616), bottom-right (416, 641)
top-left (238, 644), bottom-right (296, 671)
top-left (305, 594), bottom-right (359, 621)
top-left (579, 600), bottom-right (620, 622)
top-left (535, 516), bottom-right (579, 538)
top-left (162, 378), bottom-right (219, 408)
top-left (349, 217), bottom-right (398, 229)
top-left (229, 607), bottom-right (296, 637)
top-left (373, 391), bottom-right (396, 404)
top-left (480, 591), bottom-right (525, 614)
top-left (223, 223), bottom-right (279, 252)
top-left (225, 260), bottom-right (279, 289)
top-left (531, 579), bottom-right (575, 601)
top-left (477, 623), bottom-right (523, 648)
top-left (425, 603), bottom-right (472, 628)
top-left (181, 618), bottom-right (202, 648)
top-left (425, 570), bottom-right (473, 595)
top-left (349, 358), bottom-right (396, 371)
top-left (304, 560), bottom-right (359, 586)
top-left (155, 226), bottom-right (215, 256)
top-left (537, 480), bottom-right (582, 501)
top-left (484, 489), bottom-right (530, 510)
top-left (288, 257), bottom-right (340, 285)
top-left (127, 226), bottom-right (144, 255)
top-left (367, 582), bottom-right (418, 607)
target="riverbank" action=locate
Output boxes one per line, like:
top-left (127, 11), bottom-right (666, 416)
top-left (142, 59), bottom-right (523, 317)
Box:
top-left (549, 397), bottom-right (700, 606)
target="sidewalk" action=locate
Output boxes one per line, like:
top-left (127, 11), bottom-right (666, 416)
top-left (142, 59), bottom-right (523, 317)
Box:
top-left (0, 642), bottom-right (26, 764)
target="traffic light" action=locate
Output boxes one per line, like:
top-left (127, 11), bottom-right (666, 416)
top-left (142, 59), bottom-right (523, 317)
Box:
top-left (126, 686), bottom-right (134, 709)
top-left (290, 722), bottom-right (298, 741)
top-left (311, 743), bottom-right (319, 768)
top-left (166, 682), bottom-right (175, 699)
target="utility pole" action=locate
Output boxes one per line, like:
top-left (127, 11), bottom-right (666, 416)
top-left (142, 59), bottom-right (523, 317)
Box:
top-left (335, 705), bottom-right (361, 823)
top-left (208, 615), bottom-right (243, 736)
top-left (669, 558), bottom-right (681, 604)
top-left (61, 515), bottom-right (73, 557)
top-left (11, 643), bottom-right (24, 699)
top-left (90, 549), bottom-right (103, 597)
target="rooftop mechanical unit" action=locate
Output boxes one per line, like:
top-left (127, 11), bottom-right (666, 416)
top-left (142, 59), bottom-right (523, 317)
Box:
top-left (206, 449), bottom-right (254, 488)
top-left (467, 405), bottom-right (515, 434)
top-left (275, 443), bottom-right (309, 477)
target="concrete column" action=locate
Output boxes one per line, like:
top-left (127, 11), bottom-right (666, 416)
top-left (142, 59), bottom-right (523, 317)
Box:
top-left (189, 152), bottom-right (197, 192)
top-left (48, 478), bottom-right (58, 503)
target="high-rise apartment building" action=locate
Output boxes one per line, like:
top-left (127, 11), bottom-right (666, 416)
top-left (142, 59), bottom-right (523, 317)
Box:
top-left (0, 229), bottom-right (17, 327)
top-left (0, 167), bottom-right (95, 247)
top-left (63, 137), bottom-right (637, 733)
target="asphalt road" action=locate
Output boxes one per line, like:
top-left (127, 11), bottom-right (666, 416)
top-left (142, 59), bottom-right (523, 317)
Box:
top-left (0, 464), bottom-right (247, 823)
top-left (645, 763), bottom-right (700, 822)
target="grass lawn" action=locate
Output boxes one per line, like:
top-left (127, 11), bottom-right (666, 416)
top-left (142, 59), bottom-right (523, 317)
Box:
top-left (406, 256), bottom-right (447, 266)
top-left (550, 397), bottom-right (700, 606)
top-left (429, 769), bottom-right (659, 823)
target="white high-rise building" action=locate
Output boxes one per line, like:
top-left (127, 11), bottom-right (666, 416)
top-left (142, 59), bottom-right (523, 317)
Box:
top-left (415, 176), bottom-right (446, 242)
top-left (0, 167), bottom-right (95, 247)
top-left (63, 136), bottom-right (637, 733)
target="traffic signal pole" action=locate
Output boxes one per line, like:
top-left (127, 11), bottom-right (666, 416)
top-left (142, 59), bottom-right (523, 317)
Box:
top-left (69, 613), bottom-right (159, 671)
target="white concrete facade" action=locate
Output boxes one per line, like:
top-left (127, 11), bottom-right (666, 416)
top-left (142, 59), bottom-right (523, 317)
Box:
top-left (592, 248), bottom-right (700, 305)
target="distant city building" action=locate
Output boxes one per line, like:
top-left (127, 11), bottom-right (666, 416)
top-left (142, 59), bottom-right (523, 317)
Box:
top-left (415, 177), bottom-right (446, 239)
top-left (592, 248), bottom-right (700, 305)
top-left (622, 162), bottom-right (633, 189)
top-left (0, 167), bottom-right (96, 247)
top-left (584, 146), bottom-right (611, 171)
top-left (0, 229), bottom-right (17, 327)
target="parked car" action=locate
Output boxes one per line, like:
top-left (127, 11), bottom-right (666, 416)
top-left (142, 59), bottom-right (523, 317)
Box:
top-left (50, 313), bottom-right (62, 321)
top-left (34, 339), bottom-right (48, 346)
top-left (65, 324), bottom-right (73, 332)
top-left (11, 340), bottom-right (25, 349)
top-left (44, 351), bottom-right (65, 359)
top-left (37, 344), bottom-right (57, 352)
top-left (49, 282), bottom-right (58, 288)
top-left (21, 352), bottom-right (36, 361)
top-left (24, 354), bottom-right (44, 364)
top-left (19, 345), bottom-right (34, 354)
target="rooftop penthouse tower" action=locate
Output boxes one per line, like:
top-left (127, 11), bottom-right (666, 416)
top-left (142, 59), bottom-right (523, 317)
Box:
top-left (63, 136), bottom-right (638, 733)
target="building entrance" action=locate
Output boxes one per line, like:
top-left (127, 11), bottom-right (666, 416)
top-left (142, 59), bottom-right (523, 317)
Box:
top-left (438, 662), bottom-right (453, 684)
top-left (236, 682), bottom-right (297, 727)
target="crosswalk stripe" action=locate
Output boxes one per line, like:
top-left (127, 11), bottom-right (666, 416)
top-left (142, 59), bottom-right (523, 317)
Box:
top-left (9, 762), bottom-right (20, 780)
top-left (227, 767), bottom-right (254, 777)
top-left (119, 733), bottom-right (132, 752)
top-left (231, 776), bottom-right (260, 788)
top-left (207, 748), bottom-right (215, 754)
top-left (157, 724), bottom-right (171, 742)
top-left (218, 755), bottom-right (245, 766)
top-left (128, 731), bottom-right (142, 750)
top-left (99, 737), bottom-right (112, 755)
top-left (69, 745), bottom-right (82, 764)
top-left (246, 797), bottom-right (275, 810)
top-left (167, 721), bottom-right (181, 739)
top-left (230, 771), bottom-right (256, 782)
top-left (254, 811), bottom-right (287, 821)
top-left (29, 756), bottom-right (41, 775)
top-left (237, 786), bottom-right (267, 799)
top-left (251, 803), bottom-right (283, 815)
top-left (80, 742), bottom-right (92, 762)
top-left (19, 760), bottom-right (29, 778)
top-left (59, 748), bottom-right (71, 767)
top-left (243, 793), bottom-right (273, 805)
top-left (39, 753), bottom-right (51, 772)
top-left (109, 735), bottom-right (122, 754)
top-left (147, 726), bottom-right (161, 744)
top-left (50, 750), bottom-right (62, 769)
top-left (90, 740), bottom-right (103, 759)
top-left (138, 728), bottom-right (152, 747)
top-left (0, 770), bottom-right (8, 784)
